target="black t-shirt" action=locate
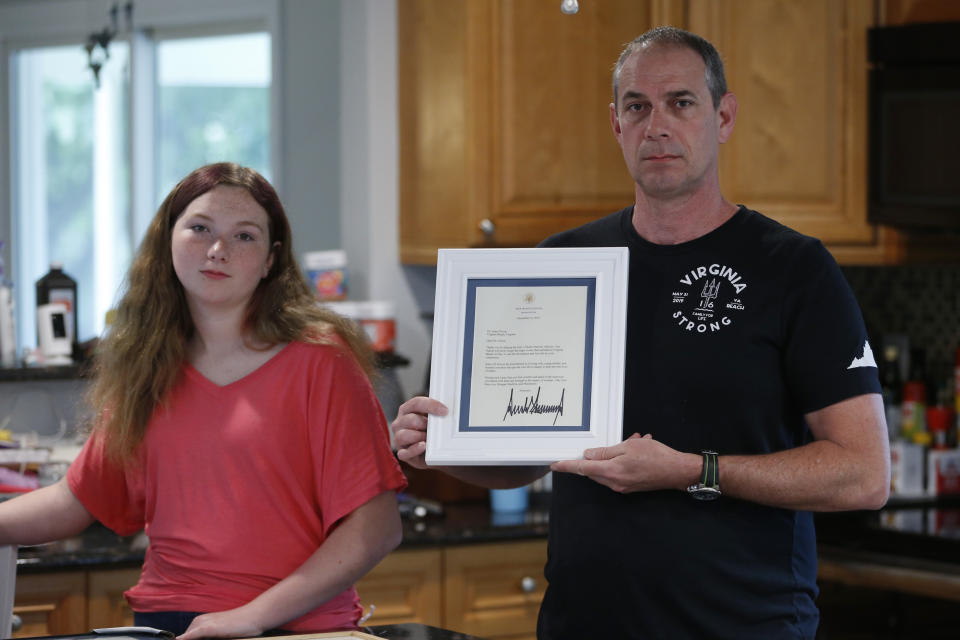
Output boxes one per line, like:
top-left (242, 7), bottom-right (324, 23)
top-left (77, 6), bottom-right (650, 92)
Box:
top-left (536, 206), bottom-right (880, 639)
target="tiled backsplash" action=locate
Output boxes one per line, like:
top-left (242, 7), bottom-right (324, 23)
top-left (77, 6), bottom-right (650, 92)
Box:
top-left (843, 265), bottom-right (960, 384)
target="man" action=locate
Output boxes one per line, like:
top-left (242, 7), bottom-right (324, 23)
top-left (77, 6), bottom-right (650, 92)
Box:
top-left (392, 26), bottom-right (889, 639)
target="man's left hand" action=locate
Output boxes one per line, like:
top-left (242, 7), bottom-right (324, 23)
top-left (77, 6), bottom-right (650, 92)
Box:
top-left (550, 433), bottom-right (699, 493)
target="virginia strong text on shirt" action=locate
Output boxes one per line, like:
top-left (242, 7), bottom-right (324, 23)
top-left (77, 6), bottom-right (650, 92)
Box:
top-left (671, 263), bottom-right (748, 334)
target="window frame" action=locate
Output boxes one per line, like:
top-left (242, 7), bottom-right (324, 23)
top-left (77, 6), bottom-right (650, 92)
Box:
top-left (0, 0), bottom-right (282, 355)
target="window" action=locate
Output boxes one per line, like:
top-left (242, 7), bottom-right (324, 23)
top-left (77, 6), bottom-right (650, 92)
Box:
top-left (11, 43), bottom-right (130, 353)
top-left (9, 29), bottom-right (271, 355)
top-left (156, 32), bottom-right (271, 198)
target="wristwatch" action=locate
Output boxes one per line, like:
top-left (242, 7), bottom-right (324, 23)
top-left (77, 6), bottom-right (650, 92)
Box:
top-left (686, 450), bottom-right (721, 500)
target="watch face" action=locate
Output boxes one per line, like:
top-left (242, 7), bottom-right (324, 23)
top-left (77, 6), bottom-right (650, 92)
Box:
top-left (690, 486), bottom-right (721, 501)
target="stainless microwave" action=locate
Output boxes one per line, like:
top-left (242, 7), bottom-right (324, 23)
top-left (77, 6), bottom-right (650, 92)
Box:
top-left (868, 22), bottom-right (960, 230)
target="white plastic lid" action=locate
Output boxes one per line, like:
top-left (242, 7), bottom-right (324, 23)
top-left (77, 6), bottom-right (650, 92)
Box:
top-left (323, 301), bottom-right (361, 319)
top-left (357, 300), bottom-right (395, 319)
top-left (304, 250), bottom-right (347, 269)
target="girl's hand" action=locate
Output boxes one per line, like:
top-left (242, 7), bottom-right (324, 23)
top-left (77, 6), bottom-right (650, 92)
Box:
top-left (177, 607), bottom-right (263, 640)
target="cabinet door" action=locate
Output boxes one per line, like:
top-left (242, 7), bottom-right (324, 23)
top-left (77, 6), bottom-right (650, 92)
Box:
top-left (443, 539), bottom-right (548, 640)
top-left (884, 0), bottom-right (960, 23)
top-left (88, 568), bottom-right (141, 629)
top-left (687, 0), bottom-right (891, 262)
top-left (399, 0), bottom-right (683, 263)
top-left (355, 548), bottom-right (442, 627)
top-left (12, 572), bottom-right (87, 637)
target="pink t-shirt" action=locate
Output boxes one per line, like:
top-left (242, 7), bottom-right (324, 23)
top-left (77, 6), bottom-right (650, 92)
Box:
top-left (67, 341), bottom-right (406, 632)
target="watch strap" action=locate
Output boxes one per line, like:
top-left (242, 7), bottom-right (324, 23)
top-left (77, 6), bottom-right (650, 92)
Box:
top-left (700, 450), bottom-right (719, 490)
top-left (686, 450), bottom-right (721, 500)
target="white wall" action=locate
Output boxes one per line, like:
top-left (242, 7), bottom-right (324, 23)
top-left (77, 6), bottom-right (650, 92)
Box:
top-left (279, 0), bottom-right (343, 258)
top-left (339, 0), bottom-right (432, 399)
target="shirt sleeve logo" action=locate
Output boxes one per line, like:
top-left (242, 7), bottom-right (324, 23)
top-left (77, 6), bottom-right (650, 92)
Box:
top-left (672, 263), bottom-right (748, 334)
top-left (847, 340), bottom-right (878, 369)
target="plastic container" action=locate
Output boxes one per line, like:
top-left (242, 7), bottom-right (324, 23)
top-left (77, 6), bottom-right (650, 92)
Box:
top-left (37, 302), bottom-right (72, 364)
top-left (323, 301), bottom-right (359, 319)
top-left (0, 247), bottom-right (16, 367)
top-left (0, 283), bottom-right (15, 367)
top-left (356, 301), bottom-right (396, 353)
top-left (304, 250), bottom-right (348, 301)
top-left (36, 262), bottom-right (77, 344)
top-left (490, 486), bottom-right (528, 513)
top-left (325, 300), bottom-right (396, 353)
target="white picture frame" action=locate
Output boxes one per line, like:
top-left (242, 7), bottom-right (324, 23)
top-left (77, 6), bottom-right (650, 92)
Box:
top-left (426, 247), bottom-right (629, 465)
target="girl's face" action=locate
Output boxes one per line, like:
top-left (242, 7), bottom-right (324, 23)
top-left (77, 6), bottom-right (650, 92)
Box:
top-left (171, 185), bottom-right (275, 315)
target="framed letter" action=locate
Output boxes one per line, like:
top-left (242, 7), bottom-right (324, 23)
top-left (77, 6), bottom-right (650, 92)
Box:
top-left (426, 247), bottom-right (629, 465)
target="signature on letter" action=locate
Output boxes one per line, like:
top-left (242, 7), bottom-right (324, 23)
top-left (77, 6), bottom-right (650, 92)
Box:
top-left (503, 387), bottom-right (565, 426)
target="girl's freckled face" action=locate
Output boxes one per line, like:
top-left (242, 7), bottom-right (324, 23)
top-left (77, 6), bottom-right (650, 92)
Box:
top-left (171, 185), bottom-right (274, 312)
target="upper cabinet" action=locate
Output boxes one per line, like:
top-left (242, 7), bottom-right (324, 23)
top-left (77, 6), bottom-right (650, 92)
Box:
top-left (686, 0), bottom-right (896, 264)
top-left (399, 0), bottom-right (681, 263)
top-left (398, 0), bottom-right (942, 265)
top-left (883, 0), bottom-right (960, 23)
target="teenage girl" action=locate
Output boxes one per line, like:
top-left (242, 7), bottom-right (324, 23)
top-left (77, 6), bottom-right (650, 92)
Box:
top-left (0, 163), bottom-right (406, 638)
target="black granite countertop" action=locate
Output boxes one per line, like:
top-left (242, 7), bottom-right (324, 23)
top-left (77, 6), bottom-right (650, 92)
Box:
top-left (815, 495), bottom-right (960, 571)
top-left (398, 503), bottom-right (548, 547)
top-left (16, 523), bottom-right (147, 572)
top-left (15, 503), bottom-right (550, 573)
top-left (14, 495), bottom-right (960, 575)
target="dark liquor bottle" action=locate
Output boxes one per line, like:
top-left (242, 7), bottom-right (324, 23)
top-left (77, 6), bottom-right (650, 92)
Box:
top-left (881, 345), bottom-right (902, 441)
top-left (36, 262), bottom-right (78, 347)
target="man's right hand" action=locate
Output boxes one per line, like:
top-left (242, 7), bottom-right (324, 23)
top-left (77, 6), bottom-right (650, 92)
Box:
top-left (391, 396), bottom-right (449, 470)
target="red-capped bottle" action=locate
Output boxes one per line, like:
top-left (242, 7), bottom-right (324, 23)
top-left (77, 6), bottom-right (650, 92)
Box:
top-left (955, 346), bottom-right (960, 443)
top-left (927, 406), bottom-right (951, 450)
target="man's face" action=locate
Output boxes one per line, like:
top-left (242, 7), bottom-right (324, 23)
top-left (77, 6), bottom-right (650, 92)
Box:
top-left (610, 44), bottom-right (735, 201)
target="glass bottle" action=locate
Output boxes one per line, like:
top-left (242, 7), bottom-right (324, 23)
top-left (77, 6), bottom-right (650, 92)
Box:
top-left (881, 345), bottom-right (902, 441)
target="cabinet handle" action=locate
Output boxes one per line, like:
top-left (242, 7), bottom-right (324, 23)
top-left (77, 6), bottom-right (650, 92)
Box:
top-left (520, 576), bottom-right (537, 593)
top-left (479, 218), bottom-right (495, 236)
top-left (11, 614), bottom-right (22, 632)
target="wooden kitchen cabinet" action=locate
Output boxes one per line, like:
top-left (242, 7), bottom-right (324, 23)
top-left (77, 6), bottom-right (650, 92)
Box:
top-left (12, 567), bottom-right (139, 637)
top-left (883, 0), bottom-right (960, 23)
top-left (12, 541), bottom-right (544, 638)
top-left (87, 568), bottom-right (141, 629)
top-left (399, 0), bottom-right (909, 265)
top-left (398, 0), bottom-right (681, 263)
top-left (12, 572), bottom-right (87, 637)
top-left (357, 539), bottom-right (548, 640)
top-left (443, 540), bottom-right (547, 640)
top-left (687, 0), bottom-right (898, 265)
top-left (355, 547), bottom-right (443, 627)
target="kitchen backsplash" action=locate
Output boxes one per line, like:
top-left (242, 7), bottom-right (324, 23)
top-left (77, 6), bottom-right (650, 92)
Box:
top-left (843, 265), bottom-right (960, 383)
